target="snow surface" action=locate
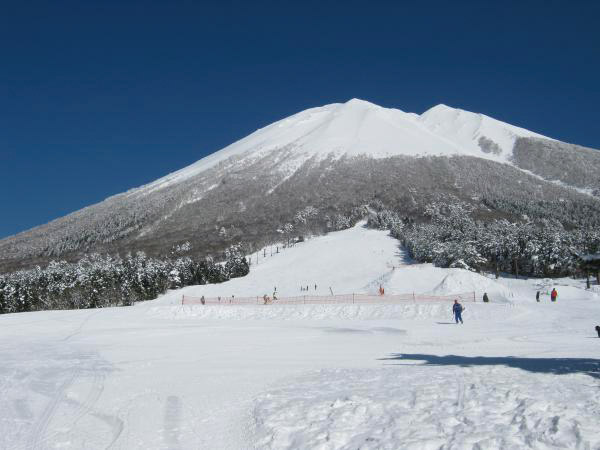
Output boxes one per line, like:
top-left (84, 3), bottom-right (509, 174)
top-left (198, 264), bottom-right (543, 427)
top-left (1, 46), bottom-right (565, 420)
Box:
top-left (1, 224), bottom-right (599, 449)
top-left (139, 99), bottom-right (549, 193)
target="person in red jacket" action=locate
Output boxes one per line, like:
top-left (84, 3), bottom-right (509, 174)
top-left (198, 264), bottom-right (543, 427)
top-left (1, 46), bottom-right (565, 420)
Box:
top-left (551, 288), bottom-right (558, 302)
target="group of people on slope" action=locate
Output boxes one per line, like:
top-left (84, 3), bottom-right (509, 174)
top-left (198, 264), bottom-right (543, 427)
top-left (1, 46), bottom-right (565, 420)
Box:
top-left (453, 287), bottom-right (560, 324)
top-left (535, 288), bottom-right (558, 302)
top-left (263, 293), bottom-right (278, 304)
top-left (300, 284), bottom-right (318, 292)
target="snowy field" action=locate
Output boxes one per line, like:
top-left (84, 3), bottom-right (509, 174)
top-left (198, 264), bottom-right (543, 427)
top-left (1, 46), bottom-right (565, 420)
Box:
top-left (1, 224), bottom-right (599, 449)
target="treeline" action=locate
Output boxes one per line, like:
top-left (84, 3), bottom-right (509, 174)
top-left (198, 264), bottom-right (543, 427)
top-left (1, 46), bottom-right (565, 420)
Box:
top-left (368, 201), bottom-right (600, 277)
top-left (0, 245), bottom-right (248, 314)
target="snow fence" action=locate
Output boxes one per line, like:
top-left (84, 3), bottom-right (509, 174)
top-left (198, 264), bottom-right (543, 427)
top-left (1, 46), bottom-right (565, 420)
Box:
top-left (181, 292), bottom-right (477, 306)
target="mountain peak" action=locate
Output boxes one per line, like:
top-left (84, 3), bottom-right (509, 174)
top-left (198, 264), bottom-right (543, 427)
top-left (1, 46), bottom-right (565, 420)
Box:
top-left (422, 103), bottom-right (455, 114)
top-left (343, 98), bottom-right (378, 108)
top-left (141, 99), bottom-right (549, 192)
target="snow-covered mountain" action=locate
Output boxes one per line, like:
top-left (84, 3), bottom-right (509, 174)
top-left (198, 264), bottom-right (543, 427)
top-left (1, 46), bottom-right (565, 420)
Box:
top-left (1, 99), bottom-right (599, 272)
top-left (141, 99), bottom-right (547, 193)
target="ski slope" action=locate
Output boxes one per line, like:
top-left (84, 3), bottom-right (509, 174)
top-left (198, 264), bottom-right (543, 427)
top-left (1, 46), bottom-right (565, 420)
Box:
top-left (153, 222), bottom-right (513, 306)
top-left (1, 224), bottom-right (599, 449)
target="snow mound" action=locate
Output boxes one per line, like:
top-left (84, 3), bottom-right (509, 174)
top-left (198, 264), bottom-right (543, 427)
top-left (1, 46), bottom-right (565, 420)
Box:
top-left (253, 366), bottom-right (600, 449)
top-left (429, 270), bottom-right (513, 302)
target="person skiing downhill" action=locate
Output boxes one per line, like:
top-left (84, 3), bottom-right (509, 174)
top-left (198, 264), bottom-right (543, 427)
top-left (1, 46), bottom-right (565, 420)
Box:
top-left (551, 288), bottom-right (558, 302)
top-left (453, 299), bottom-right (464, 324)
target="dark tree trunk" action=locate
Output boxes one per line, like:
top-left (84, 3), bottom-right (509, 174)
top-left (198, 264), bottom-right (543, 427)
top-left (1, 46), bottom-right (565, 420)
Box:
top-left (586, 272), bottom-right (591, 289)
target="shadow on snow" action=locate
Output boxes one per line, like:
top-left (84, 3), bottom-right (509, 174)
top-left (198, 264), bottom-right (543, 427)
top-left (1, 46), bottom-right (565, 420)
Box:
top-left (379, 353), bottom-right (600, 379)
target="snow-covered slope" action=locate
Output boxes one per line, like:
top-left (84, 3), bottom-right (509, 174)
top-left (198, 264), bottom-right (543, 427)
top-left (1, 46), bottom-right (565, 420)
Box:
top-left (2, 225), bottom-right (599, 449)
top-left (150, 222), bottom-right (509, 306)
top-left (142, 99), bottom-right (549, 192)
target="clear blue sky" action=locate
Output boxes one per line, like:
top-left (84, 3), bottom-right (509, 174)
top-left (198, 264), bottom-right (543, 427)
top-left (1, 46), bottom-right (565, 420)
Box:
top-left (1, 0), bottom-right (599, 238)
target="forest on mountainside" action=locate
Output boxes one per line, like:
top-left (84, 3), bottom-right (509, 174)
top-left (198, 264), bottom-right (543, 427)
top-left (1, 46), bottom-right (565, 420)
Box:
top-left (367, 200), bottom-right (600, 278)
top-left (513, 137), bottom-right (600, 196)
top-left (3, 181), bottom-right (600, 314)
top-left (3, 136), bottom-right (600, 273)
top-left (0, 245), bottom-right (248, 314)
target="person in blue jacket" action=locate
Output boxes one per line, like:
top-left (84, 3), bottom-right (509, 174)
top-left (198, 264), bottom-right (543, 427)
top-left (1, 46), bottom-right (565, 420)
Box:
top-left (453, 299), bottom-right (464, 324)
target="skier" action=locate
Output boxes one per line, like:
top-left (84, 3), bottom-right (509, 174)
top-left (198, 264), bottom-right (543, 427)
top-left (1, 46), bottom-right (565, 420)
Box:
top-left (452, 299), bottom-right (464, 324)
top-left (536, 291), bottom-right (540, 302)
top-left (200, 295), bottom-right (205, 305)
top-left (551, 288), bottom-right (558, 302)
top-left (482, 292), bottom-right (489, 303)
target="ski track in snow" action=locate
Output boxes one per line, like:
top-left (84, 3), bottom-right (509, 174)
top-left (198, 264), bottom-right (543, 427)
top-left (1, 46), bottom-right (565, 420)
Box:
top-left (1, 225), bottom-right (599, 449)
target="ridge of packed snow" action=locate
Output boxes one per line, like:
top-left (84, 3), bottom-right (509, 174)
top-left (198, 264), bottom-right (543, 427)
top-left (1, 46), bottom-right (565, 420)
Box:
top-left (139, 99), bottom-right (550, 192)
top-left (429, 271), bottom-right (514, 302)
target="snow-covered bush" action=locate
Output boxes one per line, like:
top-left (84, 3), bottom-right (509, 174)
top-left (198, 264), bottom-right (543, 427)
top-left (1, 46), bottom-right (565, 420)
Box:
top-left (0, 250), bottom-right (248, 314)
